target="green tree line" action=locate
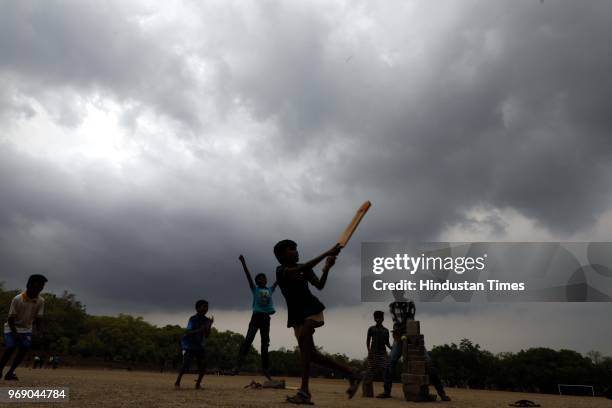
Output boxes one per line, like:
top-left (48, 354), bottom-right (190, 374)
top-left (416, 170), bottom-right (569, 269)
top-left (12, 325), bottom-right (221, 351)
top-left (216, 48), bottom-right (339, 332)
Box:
top-left (1, 285), bottom-right (611, 394)
top-left (430, 338), bottom-right (612, 395)
top-left (0, 285), bottom-right (363, 376)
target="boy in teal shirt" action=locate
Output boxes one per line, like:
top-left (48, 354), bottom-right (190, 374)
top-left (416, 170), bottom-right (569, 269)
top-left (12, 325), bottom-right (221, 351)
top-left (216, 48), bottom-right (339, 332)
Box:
top-left (234, 254), bottom-right (277, 379)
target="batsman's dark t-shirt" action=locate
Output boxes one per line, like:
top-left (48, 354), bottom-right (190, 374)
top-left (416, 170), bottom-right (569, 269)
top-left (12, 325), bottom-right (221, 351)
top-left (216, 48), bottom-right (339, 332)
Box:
top-left (181, 314), bottom-right (210, 351)
top-left (368, 325), bottom-right (390, 354)
top-left (276, 265), bottom-right (325, 328)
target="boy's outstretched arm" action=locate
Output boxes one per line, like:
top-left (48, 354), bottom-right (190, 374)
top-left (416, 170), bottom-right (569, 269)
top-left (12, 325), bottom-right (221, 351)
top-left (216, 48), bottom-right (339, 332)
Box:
top-left (309, 256), bottom-right (336, 290)
top-left (271, 281), bottom-right (278, 291)
top-left (284, 244), bottom-right (341, 278)
top-left (239, 254), bottom-right (255, 290)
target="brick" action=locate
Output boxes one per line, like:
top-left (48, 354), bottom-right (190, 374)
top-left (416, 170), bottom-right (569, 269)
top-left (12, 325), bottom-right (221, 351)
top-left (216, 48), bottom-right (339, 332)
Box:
top-left (406, 320), bottom-right (420, 335)
top-left (402, 383), bottom-right (430, 401)
top-left (406, 338), bottom-right (426, 347)
top-left (405, 351), bottom-right (426, 360)
top-left (401, 373), bottom-right (429, 385)
top-left (405, 344), bottom-right (426, 352)
top-left (407, 360), bottom-right (429, 374)
top-left (405, 334), bottom-right (424, 343)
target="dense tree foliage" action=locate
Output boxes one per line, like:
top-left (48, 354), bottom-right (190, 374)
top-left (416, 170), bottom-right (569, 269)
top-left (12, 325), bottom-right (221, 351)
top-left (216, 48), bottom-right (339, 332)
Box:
top-left (430, 339), bottom-right (612, 395)
top-left (1, 285), bottom-right (611, 394)
top-left (0, 284), bottom-right (362, 375)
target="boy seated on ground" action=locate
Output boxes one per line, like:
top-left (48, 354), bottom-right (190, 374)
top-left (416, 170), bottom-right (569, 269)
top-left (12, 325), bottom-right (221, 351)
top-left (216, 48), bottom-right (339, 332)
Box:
top-left (0, 274), bottom-right (47, 381)
top-left (174, 299), bottom-right (213, 389)
top-left (274, 239), bottom-right (362, 405)
top-left (233, 254), bottom-right (278, 380)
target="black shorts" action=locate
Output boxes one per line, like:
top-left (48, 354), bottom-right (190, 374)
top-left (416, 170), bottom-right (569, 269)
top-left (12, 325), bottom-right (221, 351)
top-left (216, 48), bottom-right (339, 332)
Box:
top-left (182, 348), bottom-right (206, 370)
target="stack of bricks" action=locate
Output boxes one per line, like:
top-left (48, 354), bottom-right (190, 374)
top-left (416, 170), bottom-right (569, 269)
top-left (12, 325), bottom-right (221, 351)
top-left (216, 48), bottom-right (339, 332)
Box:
top-left (401, 320), bottom-right (435, 402)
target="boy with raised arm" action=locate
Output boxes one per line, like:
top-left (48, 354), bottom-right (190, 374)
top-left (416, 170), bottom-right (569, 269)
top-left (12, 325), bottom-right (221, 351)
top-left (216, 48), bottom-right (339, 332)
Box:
top-left (233, 254), bottom-right (277, 379)
top-left (1, 274), bottom-right (47, 381)
top-left (174, 299), bottom-right (213, 389)
top-left (274, 240), bottom-right (362, 405)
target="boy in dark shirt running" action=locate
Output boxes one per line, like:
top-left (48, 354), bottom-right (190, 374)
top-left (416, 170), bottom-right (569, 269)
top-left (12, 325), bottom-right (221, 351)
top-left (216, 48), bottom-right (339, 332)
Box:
top-left (363, 310), bottom-right (391, 397)
top-left (175, 299), bottom-right (213, 389)
top-left (274, 239), bottom-right (362, 405)
top-left (234, 254), bottom-right (277, 379)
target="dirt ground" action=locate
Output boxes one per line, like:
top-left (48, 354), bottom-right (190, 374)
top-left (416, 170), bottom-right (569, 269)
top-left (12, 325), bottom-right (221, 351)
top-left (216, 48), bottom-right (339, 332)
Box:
top-left (2, 368), bottom-right (610, 408)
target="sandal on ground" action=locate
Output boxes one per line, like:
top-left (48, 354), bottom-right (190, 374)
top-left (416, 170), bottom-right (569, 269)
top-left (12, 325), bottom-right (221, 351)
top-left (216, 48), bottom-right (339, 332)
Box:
top-left (346, 373), bottom-right (363, 399)
top-left (440, 394), bottom-right (451, 401)
top-left (4, 373), bottom-right (19, 381)
top-left (376, 392), bottom-right (391, 399)
top-left (509, 400), bottom-right (541, 407)
top-left (286, 390), bottom-right (314, 405)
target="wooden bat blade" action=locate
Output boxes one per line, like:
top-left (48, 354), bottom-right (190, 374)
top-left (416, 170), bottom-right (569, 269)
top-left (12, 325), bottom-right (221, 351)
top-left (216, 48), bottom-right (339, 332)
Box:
top-left (338, 201), bottom-right (371, 248)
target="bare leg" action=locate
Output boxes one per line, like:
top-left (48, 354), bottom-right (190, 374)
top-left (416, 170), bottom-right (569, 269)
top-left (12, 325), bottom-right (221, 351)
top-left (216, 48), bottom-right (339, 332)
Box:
top-left (195, 352), bottom-right (206, 389)
top-left (174, 369), bottom-right (185, 388)
top-left (297, 320), bottom-right (317, 395)
top-left (175, 351), bottom-right (193, 388)
top-left (6, 348), bottom-right (27, 377)
top-left (0, 347), bottom-right (16, 375)
top-left (311, 349), bottom-right (353, 376)
top-left (297, 320), bottom-right (359, 396)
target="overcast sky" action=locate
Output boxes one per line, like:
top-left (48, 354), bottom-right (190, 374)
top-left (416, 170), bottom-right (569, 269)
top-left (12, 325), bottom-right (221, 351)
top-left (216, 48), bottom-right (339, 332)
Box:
top-left (2, 0), bottom-right (612, 358)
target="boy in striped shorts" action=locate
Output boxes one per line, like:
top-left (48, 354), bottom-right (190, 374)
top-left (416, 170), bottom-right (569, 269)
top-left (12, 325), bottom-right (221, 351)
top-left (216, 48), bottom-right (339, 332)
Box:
top-left (363, 310), bottom-right (391, 397)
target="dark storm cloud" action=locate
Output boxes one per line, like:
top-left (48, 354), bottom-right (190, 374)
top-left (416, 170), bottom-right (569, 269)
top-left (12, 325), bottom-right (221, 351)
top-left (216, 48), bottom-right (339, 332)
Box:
top-left (1, 0), bottom-right (612, 317)
top-left (0, 144), bottom-right (359, 313)
top-left (0, 1), bottom-right (201, 128)
top-left (218, 0), bottom-right (612, 235)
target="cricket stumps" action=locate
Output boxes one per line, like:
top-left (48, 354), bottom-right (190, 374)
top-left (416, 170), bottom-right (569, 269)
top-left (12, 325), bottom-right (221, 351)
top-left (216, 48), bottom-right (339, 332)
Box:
top-left (401, 321), bottom-right (436, 402)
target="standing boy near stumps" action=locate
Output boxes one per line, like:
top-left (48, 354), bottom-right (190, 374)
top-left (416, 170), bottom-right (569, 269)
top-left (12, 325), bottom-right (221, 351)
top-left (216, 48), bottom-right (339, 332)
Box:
top-left (363, 310), bottom-right (391, 397)
top-left (274, 240), bottom-right (362, 405)
top-left (174, 299), bottom-right (213, 389)
top-left (0, 274), bottom-right (47, 381)
top-left (233, 254), bottom-right (277, 379)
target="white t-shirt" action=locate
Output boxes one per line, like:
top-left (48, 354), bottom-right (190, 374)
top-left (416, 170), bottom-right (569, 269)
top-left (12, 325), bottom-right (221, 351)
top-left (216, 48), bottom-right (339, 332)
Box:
top-left (3, 292), bottom-right (44, 334)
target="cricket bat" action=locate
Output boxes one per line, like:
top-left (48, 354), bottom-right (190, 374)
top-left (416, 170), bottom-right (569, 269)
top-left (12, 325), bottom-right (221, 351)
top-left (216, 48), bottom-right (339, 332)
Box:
top-left (338, 201), bottom-right (371, 248)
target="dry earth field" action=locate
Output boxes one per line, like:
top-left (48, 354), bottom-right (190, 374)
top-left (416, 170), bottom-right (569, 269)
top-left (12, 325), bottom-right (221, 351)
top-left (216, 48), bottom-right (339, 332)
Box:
top-left (2, 368), bottom-right (610, 408)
